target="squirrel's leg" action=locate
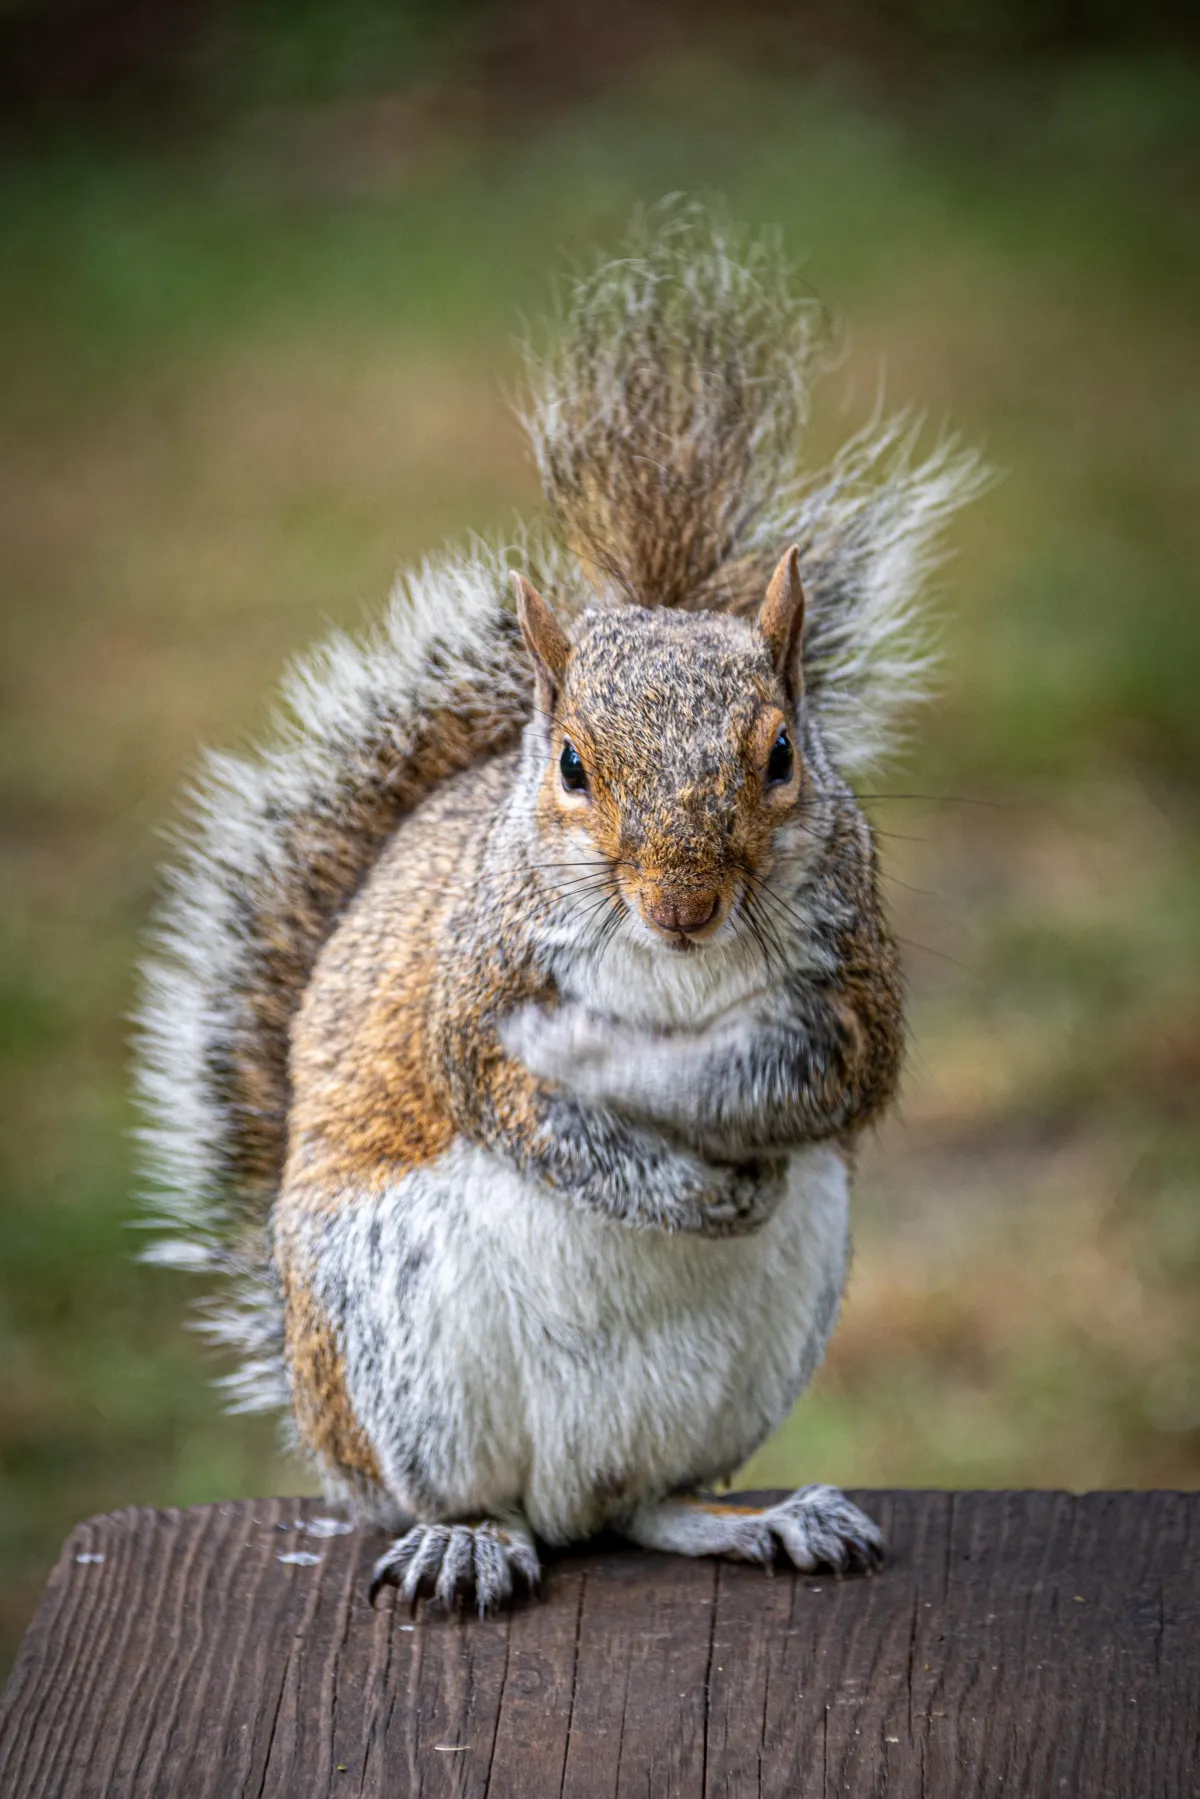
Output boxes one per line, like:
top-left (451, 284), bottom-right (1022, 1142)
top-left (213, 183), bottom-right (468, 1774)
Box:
top-left (620, 1487), bottom-right (883, 1574)
top-left (369, 1508), bottom-right (540, 1615)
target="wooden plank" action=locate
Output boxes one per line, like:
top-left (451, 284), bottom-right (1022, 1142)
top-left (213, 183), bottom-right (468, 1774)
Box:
top-left (556, 1547), bottom-right (716, 1799)
top-left (485, 1565), bottom-right (586, 1799)
top-left (1, 1492), bottom-right (1197, 1798)
top-left (921, 1489), bottom-right (1200, 1798)
top-left (703, 1488), bottom-right (952, 1798)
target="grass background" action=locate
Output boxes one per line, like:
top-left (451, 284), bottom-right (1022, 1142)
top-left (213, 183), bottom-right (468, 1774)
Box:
top-left (1, 6), bottom-right (1198, 1672)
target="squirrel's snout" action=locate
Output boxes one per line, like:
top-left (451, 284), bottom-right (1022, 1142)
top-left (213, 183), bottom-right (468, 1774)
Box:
top-left (641, 889), bottom-right (721, 939)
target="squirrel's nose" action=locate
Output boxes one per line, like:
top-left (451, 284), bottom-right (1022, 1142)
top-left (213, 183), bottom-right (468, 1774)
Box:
top-left (644, 890), bottom-right (720, 937)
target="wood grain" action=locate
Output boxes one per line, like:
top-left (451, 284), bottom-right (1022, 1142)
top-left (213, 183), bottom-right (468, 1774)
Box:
top-left (1, 1492), bottom-right (1196, 1797)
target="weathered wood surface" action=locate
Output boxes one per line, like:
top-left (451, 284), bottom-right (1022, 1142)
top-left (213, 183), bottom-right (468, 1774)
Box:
top-left (1, 1490), bottom-right (1196, 1798)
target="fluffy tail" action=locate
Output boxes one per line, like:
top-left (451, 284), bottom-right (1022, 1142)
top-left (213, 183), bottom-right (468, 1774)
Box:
top-left (523, 202), bottom-right (990, 770)
top-left (136, 541), bottom-right (553, 1408)
top-left (136, 206), bottom-right (986, 1413)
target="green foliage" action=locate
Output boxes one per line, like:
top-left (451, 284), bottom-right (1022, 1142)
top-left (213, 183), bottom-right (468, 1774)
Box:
top-left (207, 0), bottom-right (485, 112)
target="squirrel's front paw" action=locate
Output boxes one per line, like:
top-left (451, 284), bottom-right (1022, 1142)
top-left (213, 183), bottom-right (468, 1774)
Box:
top-left (659, 1154), bottom-right (786, 1238)
top-left (694, 1156), bottom-right (788, 1238)
top-left (502, 1000), bottom-right (630, 1097)
top-left (369, 1518), bottom-right (540, 1615)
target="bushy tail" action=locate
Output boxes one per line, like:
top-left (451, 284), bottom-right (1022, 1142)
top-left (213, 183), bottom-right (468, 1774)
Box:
top-left (136, 205), bottom-right (986, 1413)
top-left (521, 206), bottom-right (826, 613)
top-left (523, 202), bottom-right (990, 770)
top-left (135, 542), bottom-right (557, 1407)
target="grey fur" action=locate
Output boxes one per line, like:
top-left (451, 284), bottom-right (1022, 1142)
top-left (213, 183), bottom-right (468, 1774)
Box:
top-left (134, 207), bottom-right (985, 1417)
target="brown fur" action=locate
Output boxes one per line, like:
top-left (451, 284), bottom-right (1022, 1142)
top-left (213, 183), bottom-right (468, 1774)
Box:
top-left (223, 645), bottom-right (529, 1221)
top-left (275, 766), bottom-right (525, 1477)
top-left (278, 1262), bottom-right (382, 1483)
top-left (280, 760), bottom-right (517, 1214)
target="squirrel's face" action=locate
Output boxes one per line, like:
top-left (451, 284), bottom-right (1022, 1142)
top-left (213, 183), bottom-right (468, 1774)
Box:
top-left (515, 549), bottom-right (810, 954)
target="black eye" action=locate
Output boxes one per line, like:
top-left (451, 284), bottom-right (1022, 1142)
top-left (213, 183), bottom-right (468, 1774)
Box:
top-left (560, 737), bottom-right (588, 793)
top-left (766, 727), bottom-right (794, 787)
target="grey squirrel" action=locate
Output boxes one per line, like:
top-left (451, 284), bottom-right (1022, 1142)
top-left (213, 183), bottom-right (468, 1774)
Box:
top-left (136, 208), bottom-right (985, 1610)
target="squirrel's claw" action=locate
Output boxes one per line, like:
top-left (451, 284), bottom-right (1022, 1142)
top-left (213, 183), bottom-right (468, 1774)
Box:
top-left (767, 1486), bottom-right (886, 1574)
top-left (368, 1527), bottom-right (422, 1608)
top-left (369, 1518), bottom-right (541, 1615)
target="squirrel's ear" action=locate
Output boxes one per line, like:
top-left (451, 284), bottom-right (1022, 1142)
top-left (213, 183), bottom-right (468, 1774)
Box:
top-left (512, 572), bottom-right (570, 705)
top-left (758, 545), bottom-right (806, 704)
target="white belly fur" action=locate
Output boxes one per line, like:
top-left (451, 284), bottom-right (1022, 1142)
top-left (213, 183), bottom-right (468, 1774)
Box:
top-left (336, 1139), bottom-right (850, 1543)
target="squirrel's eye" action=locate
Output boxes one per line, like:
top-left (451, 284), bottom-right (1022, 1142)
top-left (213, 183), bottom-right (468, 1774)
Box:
top-left (765, 727), bottom-right (795, 787)
top-left (559, 738), bottom-right (589, 794)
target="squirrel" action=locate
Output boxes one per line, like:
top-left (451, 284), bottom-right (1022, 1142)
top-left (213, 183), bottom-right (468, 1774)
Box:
top-left (136, 207), bottom-right (985, 1611)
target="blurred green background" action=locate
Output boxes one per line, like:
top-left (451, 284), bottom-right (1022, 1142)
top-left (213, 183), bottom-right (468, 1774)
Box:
top-left (1, 0), bottom-right (1198, 1674)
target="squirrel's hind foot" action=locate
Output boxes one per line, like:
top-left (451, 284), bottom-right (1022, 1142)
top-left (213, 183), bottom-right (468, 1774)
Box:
top-left (369, 1516), bottom-right (540, 1615)
top-left (624, 1485), bottom-right (884, 1575)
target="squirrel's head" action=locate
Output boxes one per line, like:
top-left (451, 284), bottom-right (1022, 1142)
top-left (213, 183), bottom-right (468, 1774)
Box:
top-left (514, 547), bottom-right (811, 955)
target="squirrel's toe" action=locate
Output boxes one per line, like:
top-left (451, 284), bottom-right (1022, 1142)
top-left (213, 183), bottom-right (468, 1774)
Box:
top-left (471, 1529), bottom-right (514, 1614)
top-left (368, 1529), bottom-right (422, 1606)
top-left (434, 1525), bottom-right (476, 1609)
top-left (401, 1524), bottom-right (451, 1606)
top-left (369, 1519), bottom-right (540, 1614)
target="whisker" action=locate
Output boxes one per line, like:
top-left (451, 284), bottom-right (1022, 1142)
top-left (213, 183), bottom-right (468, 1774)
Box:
top-left (740, 890), bottom-right (784, 981)
top-left (488, 859), bottom-right (615, 875)
top-left (573, 888), bottom-right (623, 929)
top-left (851, 792), bottom-right (999, 807)
top-left (586, 895), bottom-right (627, 966)
top-left (737, 875), bottom-right (786, 963)
top-left (781, 810), bottom-right (828, 847)
top-left (599, 899), bottom-right (627, 951)
top-left (738, 866), bottom-right (812, 939)
top-left (752, 890), bottom-right (791, 973)
top-left (547, 872), bottom-right (621, 898)
top-left (878, 871), bottom-right (941, 899)
top-left (729, 868), bottom-right (784, 977)
top-left (893, 934), bottom-right (972, 972)
top-left (745, 865), bottom-right (965, 972)
top-left (736, 906), bottom-right (770, 979)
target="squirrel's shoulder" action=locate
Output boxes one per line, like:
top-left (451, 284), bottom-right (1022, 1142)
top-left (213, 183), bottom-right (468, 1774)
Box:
top-left (308, 750), bottom-right (518, 987)
top-left (285, 751), bottom-right (523, 1196)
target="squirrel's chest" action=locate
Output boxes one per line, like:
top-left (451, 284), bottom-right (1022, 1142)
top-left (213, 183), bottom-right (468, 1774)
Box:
top-left (560, 928), bottom-right (771, 1031)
